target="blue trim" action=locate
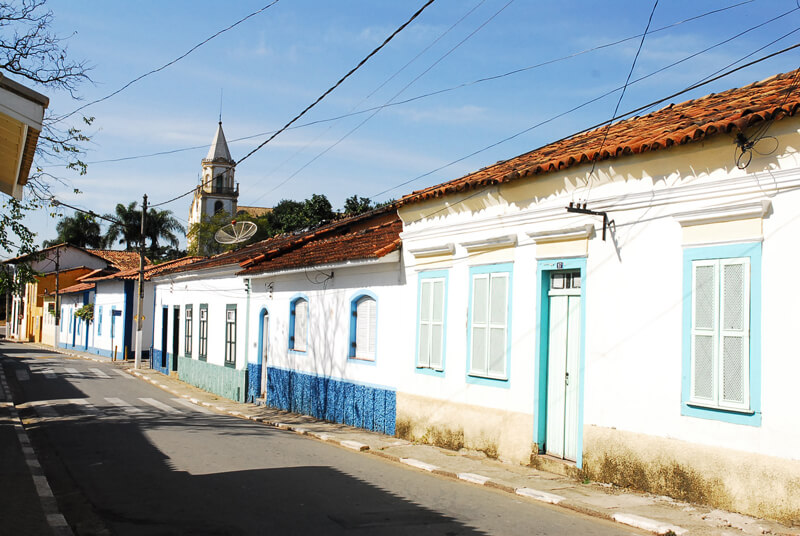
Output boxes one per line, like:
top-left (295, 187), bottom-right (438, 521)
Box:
top-left (266, 366), bottom-right (395, 434)
top-left (534, 257), bottom-right (587, 468)
top-left (681, 242), bottom-right (762, 426)
top-left (465, 263), bottom-right (513, 388)
top-left (414, 270), bottom-right (448, 377)
top-left (348, 290), bottom-right (378, 364)
top-left (288, 293), bottom-right (309, 353)
top-left (257, 306), bottom-right (269, 367)
top-left (123, 280), bottom-right (134, 360)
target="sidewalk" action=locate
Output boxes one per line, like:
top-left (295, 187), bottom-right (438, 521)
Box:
top-left (32, 343), bottom-right (800, 536)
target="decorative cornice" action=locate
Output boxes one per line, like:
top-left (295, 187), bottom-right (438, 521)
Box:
top-left (527, 224), bottom-right (594, 243)
top-left (407, 243), bottom-right (455, 258)
top-left (672, 199), bottom-right (771, 227)
top-left (461, 234), bottom-right (517, 252)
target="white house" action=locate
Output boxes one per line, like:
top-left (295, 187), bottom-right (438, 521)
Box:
top-left (392, 69), bottom-right (800, 523)
top-left (152, 208), bottom-right (403, 433)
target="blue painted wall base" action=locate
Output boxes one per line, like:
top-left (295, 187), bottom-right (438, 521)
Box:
top-left (247, 363), bottom-right (262, 403)
top-left (267, 367), bottom-right (396, 435)
top-left (151, 349), bottom-right (170, 375)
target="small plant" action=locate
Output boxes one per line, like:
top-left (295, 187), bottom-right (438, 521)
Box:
top-left (74, 304), bottom-right (94, 323)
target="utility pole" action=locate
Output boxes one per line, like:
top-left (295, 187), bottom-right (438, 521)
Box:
top-left (53, 246), bottom-right (60, 348)
top-left (134, 194), bottom-right (147, 369)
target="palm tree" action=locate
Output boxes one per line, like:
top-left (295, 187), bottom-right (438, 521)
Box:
top-left (103, 202), bottom-right (142, 250)
top-left (145, 208), bottom-right (184, 256)
top-left (43, 211), bottom-right (103, 248)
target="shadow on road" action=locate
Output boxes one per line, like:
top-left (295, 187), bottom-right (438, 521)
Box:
top-left (26, 408), bottom-right (487, 535)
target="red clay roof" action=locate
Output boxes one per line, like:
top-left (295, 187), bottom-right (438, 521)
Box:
top-left (237, 216), bottom-right (402, 276)
top-left (86, 256), bottom-right (204, 282)
top-left (401, 69), bottom-right (800, 205)
top-left (88, 249), bottom-right (150, 271)
top-left (156, 204), bottom-right (399, 278)
top-left (58, 282), bottom-right (94, 295)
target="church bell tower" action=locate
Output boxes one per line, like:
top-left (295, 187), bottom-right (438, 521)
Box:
top-left (188, 122), bottom-right (239, 253)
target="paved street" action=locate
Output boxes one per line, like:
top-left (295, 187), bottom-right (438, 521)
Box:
top-left (0, 341), bottom-right (641, 535)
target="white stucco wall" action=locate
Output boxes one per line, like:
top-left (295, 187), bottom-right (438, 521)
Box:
top-left (396, 118), bottom-right (800, 467)
top-left (153, 268), bottom-right (248, 369)
top-left (247, 258), bottom-right (404, 391)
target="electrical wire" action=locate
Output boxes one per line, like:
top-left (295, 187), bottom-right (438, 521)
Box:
top-left (384, 42), bottom-right (800, 225)
top-left (249, 0), bottom-right (488, 202)
top-left (248, 0), bottom-right (514, 205)
top-left (582, 0), bottom-right (659, 202)
top-left (371, 26), bottom-right (800, 201)
top-left (149, 0), bottom-right (437, 209)
top-left (67, 0), bottom-right (757, 169)
top-left (53, 1), bottom-right (282, 123)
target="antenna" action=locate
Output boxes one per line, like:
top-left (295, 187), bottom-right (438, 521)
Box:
top-left (214, 219), bottom-right (257, 245)
top-left (219, 89), bottom-right (223, 123)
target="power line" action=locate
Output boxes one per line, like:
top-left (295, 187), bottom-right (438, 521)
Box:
top-left (149, 0), bottom-right (438, 209)
top-left (372, 41), bottom-right (800, 201)
top-left (249, 0), bottom-right (489, 200)
top-left (583, 0), bottom-right (659, 201)
top-left (53, 1), bottom-right (282, 123)
top-left (65, 0), bottom-right (756, 169)
top-left (250, 0), bottom-right (515, 205)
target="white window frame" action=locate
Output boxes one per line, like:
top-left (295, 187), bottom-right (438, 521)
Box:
top-left (290, 297), bottom-right (308, 352)
top-left (417, 275), bottom-right (446, 372)
top-left (351, 295), bottom-right (377, 361)
top-left (690, 257), bottom-right (750, 411)
top-left (468, 265), bottom-right (512, 381)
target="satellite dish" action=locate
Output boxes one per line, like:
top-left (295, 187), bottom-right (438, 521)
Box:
top-left (214, 220), bottom-right (257, 244)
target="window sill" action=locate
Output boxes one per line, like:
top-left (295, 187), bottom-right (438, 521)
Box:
top-left (349, 356), bottom-right (375, 363)
top-left (686, 401), bottom-right (754, 415)
top-left (224, 361), bottom-right (236, 369)
top-left (466, 373), bottom-right (509, 388)
top-left (289, 349), bottom-right (307, 355)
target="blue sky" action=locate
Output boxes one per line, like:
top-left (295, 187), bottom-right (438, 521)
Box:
top-left (22, 0), bottom-right (800, 249)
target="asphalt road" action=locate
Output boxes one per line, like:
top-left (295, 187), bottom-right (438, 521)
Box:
top-left (1, 341), bottom-right (642, 536)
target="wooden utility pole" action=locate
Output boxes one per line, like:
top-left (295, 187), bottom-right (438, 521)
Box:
top-left (134, 195), bottom-right (147, 369)
top-left (53, 246), bottom-right (60, 348)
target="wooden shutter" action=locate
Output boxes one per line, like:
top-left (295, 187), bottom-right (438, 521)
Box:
top-left (429, 279), bottom-right (444, 370)
top-left (691, 260), bottom-right (717, 403)
top-left (417, 280), bottom-right (432, 368)
top-left (719, 258), bottom-right (749, 409)
top-left (488, 273), bottom-right (508, 377)
top-left (470, 274), bottom-right (489, 375)
top-left (355, 297), bottom-right (376, 359)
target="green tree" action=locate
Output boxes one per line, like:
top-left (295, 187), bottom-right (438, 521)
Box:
top-left (42, 210), bottom-right (102, 248)
top-left (145, 208), bottom-right (184, 257)
top-left (0, 0), bottom-right (92, 295)
top-left (343, 195), bottom-right (376, 216)
top-left (268, 194), bottom-right (335, 234)
top-left (103, 202), bottom-right (141, 250)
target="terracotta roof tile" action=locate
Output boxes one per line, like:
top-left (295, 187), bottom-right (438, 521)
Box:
top-left (157, 204), bottom-right (399, 278)
top-left (58, 282), bottom-right (94, 295)
top-left (87, 249), bottom-right (150, 271)
top-left (86, 256), bottom-right (204, 282)
top-left (401, 69), bottom-right (800, 205)
top-left (237, 216), bottom-right (402, 276)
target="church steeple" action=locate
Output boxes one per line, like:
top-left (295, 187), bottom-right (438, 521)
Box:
top-left (188, 122), bottom-right (239, 254)
top-left (205, 121), bottom-right (233, 163)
